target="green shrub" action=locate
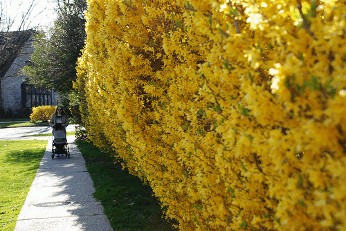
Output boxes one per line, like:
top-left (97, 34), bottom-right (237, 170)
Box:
top-left (6, 108), bottom-right (13, 118)
top-left (17, 108), bottom-right (32, 118)
top-left (0, 105), bottom-right (5, 118)
top-left (30, 105), bottom-right (57, 122)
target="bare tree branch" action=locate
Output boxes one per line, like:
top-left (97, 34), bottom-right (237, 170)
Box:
top-left (227, 1), bottom-right (240, 34)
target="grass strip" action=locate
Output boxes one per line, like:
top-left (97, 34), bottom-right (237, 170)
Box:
top-left (0, 122), bottom-right (48, 129)
top-left (76, 139), bottom-right (178, 231)
top-left (0, 140), bottom-right (47, 230)
top-left (0, 119), bottom-right (30, 122)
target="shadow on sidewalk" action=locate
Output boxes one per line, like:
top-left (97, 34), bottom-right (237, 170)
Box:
top-left (14, 137), bottom-right (113, 231)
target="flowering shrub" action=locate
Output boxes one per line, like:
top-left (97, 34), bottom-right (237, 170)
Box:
top-left (30, 105), bottom-right (57, 122)
top-left (75, 0), bottom-right (346, 230)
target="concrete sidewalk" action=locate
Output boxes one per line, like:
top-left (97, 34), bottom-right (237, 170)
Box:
top-left (0, 124), bottom-right (78, 140)
top-left (14, 136), bottom-right (113, 231)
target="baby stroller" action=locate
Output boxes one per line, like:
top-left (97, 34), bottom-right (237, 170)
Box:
top-left (51, 123), bottom-right (70, 159)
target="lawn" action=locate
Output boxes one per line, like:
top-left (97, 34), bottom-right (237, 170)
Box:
top-left (0, 119), bottom-right (30, 122)
top-left (0, 121), bottom-right (48, 129)
top-left (0, 140), bottom-right (47, 230)
top-left (76, 139), bottom-right (179, 231)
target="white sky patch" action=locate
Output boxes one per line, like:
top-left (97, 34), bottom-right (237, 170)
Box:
top-left (270, 64), bottom-right (282, 93)
top-left (245, 6), bottom-right (265, 30)
top-left (261, 2), bottom-right (268, 7)
top-left (1, 0), bottom-right (57, 31)
top-left (339, 89), bottom-right (346, 97)
top-left (220, 3), bottom-right (228, 12)
top-left (270, 76), bottom-right (280, 93)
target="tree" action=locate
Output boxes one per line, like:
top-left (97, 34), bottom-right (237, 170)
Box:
top-left (22, 0), bottom-right (86, 122)
top-left (23, 0), bottom-right (87, 94)
top-left (0, 0), bottom-right (48, 116)
top-left (0, 0), bottom-right (37, 32)
top-left (0, 0), bottom-right (43, 78)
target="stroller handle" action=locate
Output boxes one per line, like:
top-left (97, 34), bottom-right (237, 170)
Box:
top-left (51, 123), bottom-right (68, 131)
top-left (51, 123), bottom-right (68, 127)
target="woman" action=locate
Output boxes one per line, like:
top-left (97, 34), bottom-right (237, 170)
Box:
top-left (50, 106), bottom-right (69, 157)
top-left (49, 106), bottom-right (69, 129)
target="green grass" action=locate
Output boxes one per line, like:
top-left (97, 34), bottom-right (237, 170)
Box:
top-left (0, 118), bottom-right (30, 122)
top-left (24, 131), bottom-right (76, 137)
top-left (76, 140), bottom-right (179, 231)
top-left (0, 121), bottom-right (48, 129)
top-left (0, 140), bottom-right (47, 230)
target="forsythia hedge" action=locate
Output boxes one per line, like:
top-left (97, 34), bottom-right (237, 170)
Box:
top-left (30, 105), bottom-right (57, 122)
top-left (75, 0), bottom-right (346, 230)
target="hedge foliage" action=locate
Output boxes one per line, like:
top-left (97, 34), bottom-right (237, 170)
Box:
top-left (75, 0), bottom-right (346, 230)
top-left (30, 105), bottom-right (57, 122)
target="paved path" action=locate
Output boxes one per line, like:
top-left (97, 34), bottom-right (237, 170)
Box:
top-left (0, 125), bottom-right (78, 140)
top-left (7, 129), bottom-right (113, 230)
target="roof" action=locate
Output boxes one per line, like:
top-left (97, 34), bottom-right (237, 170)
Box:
top-left (0, 29), bottom-right (35, 79)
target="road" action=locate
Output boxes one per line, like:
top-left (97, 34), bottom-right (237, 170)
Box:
top-left (0, 125), bottom-right (78, 140)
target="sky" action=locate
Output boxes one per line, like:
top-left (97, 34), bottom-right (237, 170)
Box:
top-left (1, 0), bottom-right (58, 32)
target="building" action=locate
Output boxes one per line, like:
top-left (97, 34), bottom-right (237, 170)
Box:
top-left (0, 30), bottom-right (58, 117)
